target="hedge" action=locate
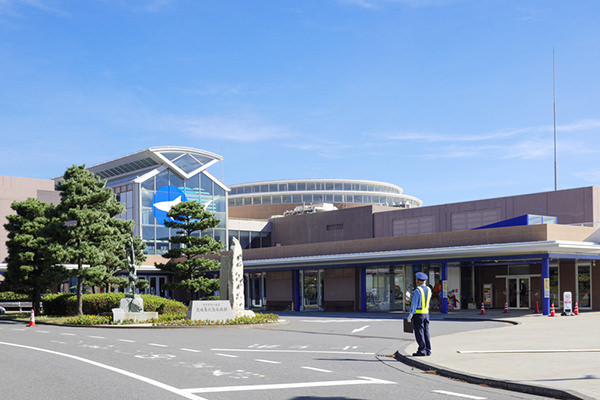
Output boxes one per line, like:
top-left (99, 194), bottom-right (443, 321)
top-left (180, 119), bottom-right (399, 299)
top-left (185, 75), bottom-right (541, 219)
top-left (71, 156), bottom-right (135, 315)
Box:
top-left (0, 291), bottom-right (30, 302)
top-left (41, 293), bottom-right (187, 316)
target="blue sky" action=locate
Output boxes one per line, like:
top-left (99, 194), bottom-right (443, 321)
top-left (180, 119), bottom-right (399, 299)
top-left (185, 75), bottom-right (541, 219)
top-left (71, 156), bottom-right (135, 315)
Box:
top-left (1, 0), bottom-right (599, 206)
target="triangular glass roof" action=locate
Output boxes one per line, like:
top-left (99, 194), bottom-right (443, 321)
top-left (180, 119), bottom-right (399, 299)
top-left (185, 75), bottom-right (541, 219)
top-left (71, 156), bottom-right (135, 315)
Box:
top-left (150, 147), bottom-right (222, 179)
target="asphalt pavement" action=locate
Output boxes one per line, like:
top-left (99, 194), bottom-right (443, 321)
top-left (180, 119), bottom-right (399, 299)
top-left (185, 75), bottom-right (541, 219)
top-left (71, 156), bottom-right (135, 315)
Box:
top-left (390, 309), bottom-right (600, 400)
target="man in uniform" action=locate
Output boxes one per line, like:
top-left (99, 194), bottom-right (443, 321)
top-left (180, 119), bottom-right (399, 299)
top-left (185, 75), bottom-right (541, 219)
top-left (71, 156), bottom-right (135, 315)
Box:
top-left (406, 271), bottom-right (432, 356)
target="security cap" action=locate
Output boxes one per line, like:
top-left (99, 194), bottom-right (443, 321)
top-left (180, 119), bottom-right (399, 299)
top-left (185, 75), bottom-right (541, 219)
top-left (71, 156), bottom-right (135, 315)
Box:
top-left (415, 272), bottom-right (428, 281)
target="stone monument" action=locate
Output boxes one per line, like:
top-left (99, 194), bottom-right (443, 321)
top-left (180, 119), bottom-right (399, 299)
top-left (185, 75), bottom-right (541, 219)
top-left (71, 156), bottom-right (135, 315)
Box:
top-left (112, 237), bottom-right (158, 323)
top-left (220, 237), bottom-right (255, 318)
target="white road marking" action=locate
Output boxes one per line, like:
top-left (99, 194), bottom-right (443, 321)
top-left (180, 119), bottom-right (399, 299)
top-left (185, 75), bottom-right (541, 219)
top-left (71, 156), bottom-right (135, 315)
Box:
top-left (51, 340), bottom-right (67, 345)
top-left (60, 333), bottom-right (76, 336)
top-left (211, 348), bottom-right (373, 355)
top-left (35, 330), bottom-right (50, 333)
top-left (351, 325), bottom-right (369, 334)
top-left (301, 366), bottom-right (332, 373)
top-left (135, 354), bottom-right (176, 360)
top-left (432, 390), bottom-right (487, 399)
top-left (0, 341), bottom-right (206, 400)
top-left (117, 339), bottom-right (136, 343)
top-left (180, 348), bottom-right (202, 353)
top-left (12, 328), bottom-right (26, 331)
top-left (255, 359), bottom-right (281, 364)
top-left (148, 343), bottom-right (168, 348)
top-left (183, 376), bottom-right (395, 394)
top-left (457, 349), bottom-right (600, 354)
top-left (300, 319), bottom-right (394, 323)
top-left (88, 335), bottom-right (105, 339)
top-left (343, 346), bottom-right (358, 350)
top-left (215, 353), bottom-right (239, 358)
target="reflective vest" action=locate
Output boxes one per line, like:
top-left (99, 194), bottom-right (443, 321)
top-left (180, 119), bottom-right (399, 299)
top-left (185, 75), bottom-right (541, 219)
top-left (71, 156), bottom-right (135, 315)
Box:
top-left (414, 286), bottom-right (431, 314)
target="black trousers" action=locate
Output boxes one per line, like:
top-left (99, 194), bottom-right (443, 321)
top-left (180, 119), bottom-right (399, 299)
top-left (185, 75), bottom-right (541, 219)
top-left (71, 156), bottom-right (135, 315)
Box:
top-left (413, 313), bottom-right (431, 355)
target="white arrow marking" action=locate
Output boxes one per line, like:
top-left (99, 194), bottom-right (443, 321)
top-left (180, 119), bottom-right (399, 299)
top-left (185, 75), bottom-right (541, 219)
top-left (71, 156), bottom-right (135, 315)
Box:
top-left (351, 325), bottom-right (369, 334)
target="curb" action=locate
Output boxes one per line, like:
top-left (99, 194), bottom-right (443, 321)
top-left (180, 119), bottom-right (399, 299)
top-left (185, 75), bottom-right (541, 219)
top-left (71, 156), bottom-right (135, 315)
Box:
top-left (393, 350), bottom-right (593, 400)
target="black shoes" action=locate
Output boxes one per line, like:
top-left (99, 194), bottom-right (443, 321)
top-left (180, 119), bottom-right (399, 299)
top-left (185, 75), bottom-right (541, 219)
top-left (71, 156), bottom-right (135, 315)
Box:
top-left (412, 352), bottom-right (431, 357)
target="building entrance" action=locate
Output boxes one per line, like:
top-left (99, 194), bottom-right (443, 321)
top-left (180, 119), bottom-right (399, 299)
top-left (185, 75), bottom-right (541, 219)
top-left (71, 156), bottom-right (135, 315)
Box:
top-left (507, 277), bottom-right (530, 309)
top-left (300, 269), bottom-right (323, 310)
top-left (245, 272), bottom-right (266, 309)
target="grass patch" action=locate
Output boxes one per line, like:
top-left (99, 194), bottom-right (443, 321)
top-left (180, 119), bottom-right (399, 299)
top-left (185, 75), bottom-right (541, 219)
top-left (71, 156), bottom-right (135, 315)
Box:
top-left (1, 310), bottom-right (279, 326)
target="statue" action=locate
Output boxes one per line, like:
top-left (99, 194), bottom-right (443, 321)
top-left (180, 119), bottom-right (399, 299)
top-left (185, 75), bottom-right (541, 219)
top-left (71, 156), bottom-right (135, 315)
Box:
top-left (120, 237), bottom-right (144, 313)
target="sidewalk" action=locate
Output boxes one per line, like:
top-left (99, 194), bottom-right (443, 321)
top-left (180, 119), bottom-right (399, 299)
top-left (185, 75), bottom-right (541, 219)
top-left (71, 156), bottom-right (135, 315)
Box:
top-left (393, 310), bottom-right (600, 400)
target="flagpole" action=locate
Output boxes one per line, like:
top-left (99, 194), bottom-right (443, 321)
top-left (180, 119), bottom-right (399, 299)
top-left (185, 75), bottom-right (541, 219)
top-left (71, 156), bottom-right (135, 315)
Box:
top-left (553, 49), bottom-right (558, 191)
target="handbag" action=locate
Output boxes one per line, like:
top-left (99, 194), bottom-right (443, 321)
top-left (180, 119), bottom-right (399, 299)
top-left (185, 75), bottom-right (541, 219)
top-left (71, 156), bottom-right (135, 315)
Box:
top-left (403, 317), bottom-right (413, 333)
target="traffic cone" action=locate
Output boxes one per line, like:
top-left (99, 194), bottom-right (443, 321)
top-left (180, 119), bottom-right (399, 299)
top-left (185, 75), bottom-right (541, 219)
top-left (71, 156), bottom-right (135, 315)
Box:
top-left (535, 301), bottom-right (539, 313)
top-left (28, 309), bottom-right (36, 327)
top-left (574, 302), bottom-right (579, 315)
top-left (504, 301), bottom-right (509, 313)
top-left (549, 303), bottom-right (555, 317)
top-left (480, 302), bottom-right (485, 315)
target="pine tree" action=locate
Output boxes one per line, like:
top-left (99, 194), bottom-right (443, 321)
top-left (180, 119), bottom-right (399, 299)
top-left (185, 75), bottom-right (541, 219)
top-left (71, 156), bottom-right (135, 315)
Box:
top-left (4, 198), bottom-right (67, 315)
top-left (54, 165), bottom-right (126, 315)
top-left (155, 201), bottom-right (222, 302)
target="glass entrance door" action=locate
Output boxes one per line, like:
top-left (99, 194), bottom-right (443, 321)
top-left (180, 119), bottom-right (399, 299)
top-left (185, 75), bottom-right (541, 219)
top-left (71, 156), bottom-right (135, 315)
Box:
top-left (507, 277), bottom-right (530, 309)
top-left (245, 272), bottom-right (265, 309)
top-left (301, 270), bottom-right (323, 311)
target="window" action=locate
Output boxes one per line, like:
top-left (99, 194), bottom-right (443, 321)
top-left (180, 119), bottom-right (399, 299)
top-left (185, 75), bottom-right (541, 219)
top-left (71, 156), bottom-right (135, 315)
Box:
top-left (393, 216), bottom-right (435, 236)
top-left (577, 263), bottom-right (591, 308)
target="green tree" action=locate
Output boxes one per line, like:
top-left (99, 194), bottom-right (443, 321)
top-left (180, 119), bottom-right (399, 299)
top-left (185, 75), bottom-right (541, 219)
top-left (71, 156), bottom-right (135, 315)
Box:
top-left (4, 198), bottom-right (67, 315)
top-left (155, 201), bottom-right (222, 302)
top-left (54, 165), bottom-right (126, 315)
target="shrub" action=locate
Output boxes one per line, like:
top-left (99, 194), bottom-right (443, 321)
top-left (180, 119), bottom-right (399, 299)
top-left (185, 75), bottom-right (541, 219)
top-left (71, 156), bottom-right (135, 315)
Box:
top-left (65, 314), bottom-right (111, 325)
top-left (0, 291), bottom-right (30, 302)
top-left (42, 293), bottom-right (76, 315)
top-left (41, 293), bottom-right (187, 316)
top-left (140, 295), bottom-right (187, 315)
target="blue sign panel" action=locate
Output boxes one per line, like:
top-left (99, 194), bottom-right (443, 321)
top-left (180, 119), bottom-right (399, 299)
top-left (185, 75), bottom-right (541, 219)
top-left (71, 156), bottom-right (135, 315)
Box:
top-left (152, 185), bottom-right (188, 226)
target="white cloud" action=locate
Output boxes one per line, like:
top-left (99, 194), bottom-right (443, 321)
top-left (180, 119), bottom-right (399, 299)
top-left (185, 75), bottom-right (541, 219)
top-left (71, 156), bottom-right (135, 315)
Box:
top-left (336, 0), bottom-right (465, 9)
top-left (167, 115), bottom-right (294, 143)
top-left (0, 0), bottom-right (68, 17)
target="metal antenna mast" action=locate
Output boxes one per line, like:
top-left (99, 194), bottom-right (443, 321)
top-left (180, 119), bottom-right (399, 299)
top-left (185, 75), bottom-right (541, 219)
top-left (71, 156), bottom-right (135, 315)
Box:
top-left (553, 49), bottom-right (558, 191)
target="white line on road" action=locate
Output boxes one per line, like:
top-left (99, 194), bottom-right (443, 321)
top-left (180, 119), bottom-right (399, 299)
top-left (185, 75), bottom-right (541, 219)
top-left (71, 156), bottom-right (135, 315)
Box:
top-left (60, 333), bottom-right (76, 336)
top-left (457, 349), bottom-right (600, 354)
top-left (35, 330), bottom-right (50, 333)
top-left (0, 341), bottom-right (207, 400)
top-left (351, 325), bottom-right (369, 333)
top-left (148, 343), bottom-right (168, 348)
top-left (300, 319), bottom-right (395, 323)
top-left (88, 336), bottom-right (105, 339)
top-left (211, 348), bottom-right (373, 355)
top-left (432, 390), bottom-right (486, 399)
top-left (117, 339), bottom-right (136, 343)
top-left (12, 328), bottom-right (26, 331)
top-left (301, 366), bottom-right (332, 373)
top-left (180, 348), bottom-right (202, 353)
top-left (183, 376), bottom-right (395, 394)
top-left (255, 359), bottom-right (281, 364)
top-left (215, 353), bottom-right (239, 358)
